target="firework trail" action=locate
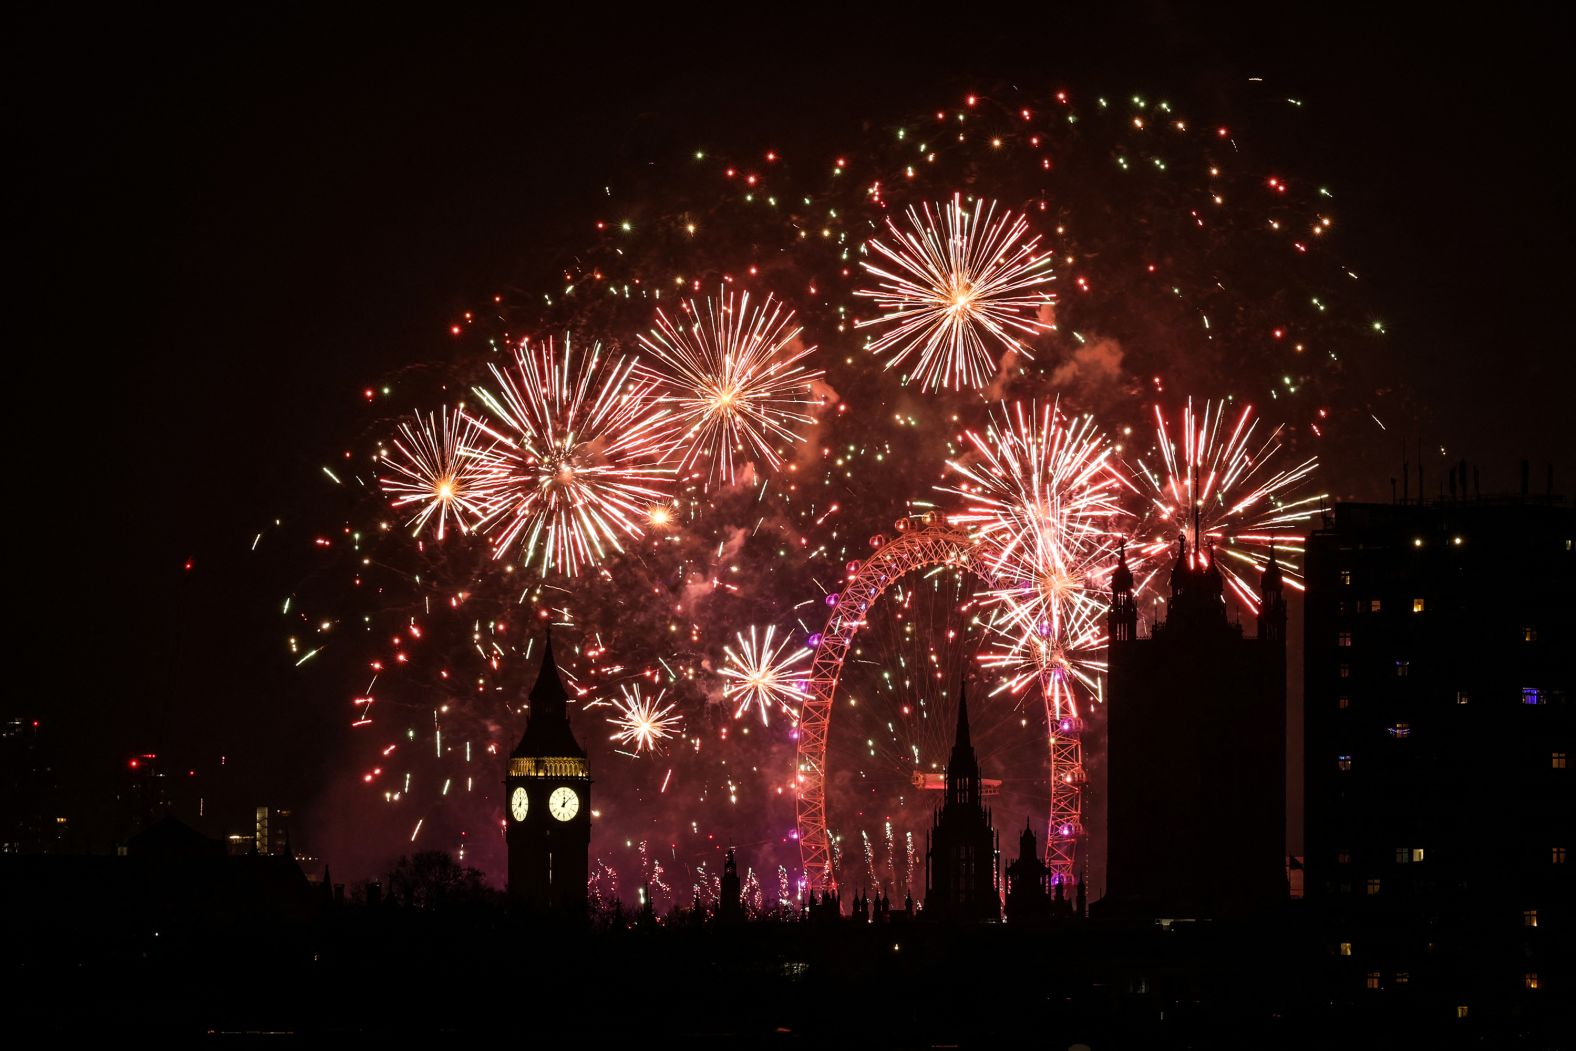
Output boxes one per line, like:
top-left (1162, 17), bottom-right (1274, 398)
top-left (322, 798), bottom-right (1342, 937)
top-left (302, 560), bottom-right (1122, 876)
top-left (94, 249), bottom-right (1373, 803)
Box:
top-left (589, 859), bottom-right (620, 910)
top-left (741, 867), bottom-right (764, 916)
top-left (639, 839), bottom-right (671, 907)
top-left (638, 288), bottom-right (825, 487)
top-left (883, 819), bottom-right (897, 892)
top-left (469, 335), bottom-right (674, 576)
top-left (856, 193), bottom-right (1054, 391)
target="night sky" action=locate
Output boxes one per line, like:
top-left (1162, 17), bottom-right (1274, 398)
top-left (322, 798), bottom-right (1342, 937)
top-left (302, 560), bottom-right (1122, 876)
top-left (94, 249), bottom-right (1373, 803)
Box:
top-left (16, 7), bottom-right (1574, 878)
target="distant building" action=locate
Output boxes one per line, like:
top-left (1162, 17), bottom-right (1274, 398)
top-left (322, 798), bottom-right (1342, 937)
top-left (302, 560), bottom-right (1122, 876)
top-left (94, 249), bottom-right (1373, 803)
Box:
top-left (504, 631), bottom-right (591, 913)
top-left (116, 753), bottom-right (172, 846)
top-left (1, 717), bottom-right (67, 853)
top-left (1303, 496), bottom-right (1573, 1012)
top-left (1105, 539), bottom-right (1288, 918)
top-left (255, 806), bottom-right (293, 856)
top-left (923, 681), bottom-right (1001, 922)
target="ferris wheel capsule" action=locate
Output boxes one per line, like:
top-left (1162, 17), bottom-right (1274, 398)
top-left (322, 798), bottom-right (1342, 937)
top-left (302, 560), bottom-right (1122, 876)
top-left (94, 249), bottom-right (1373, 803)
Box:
top-left (845, 560), bottom-right (862, 576)
top-left (894, 517), bottom-right (911, 532)
top-left (869, 534), bottom-right (886, 549)
top-left (922, 510), bottom-right (940, 526)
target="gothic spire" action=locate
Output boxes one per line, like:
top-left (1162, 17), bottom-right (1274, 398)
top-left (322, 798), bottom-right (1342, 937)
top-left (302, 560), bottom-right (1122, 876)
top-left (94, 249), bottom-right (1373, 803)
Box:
top-left (1262, 544), bottom-right (1284, 592)
top-left (954, 673), bottom-right (972, 751)
top-left (1112, 539), bottom-right (1134, 594)
top-left (512, 625), bottom-right (586, 758)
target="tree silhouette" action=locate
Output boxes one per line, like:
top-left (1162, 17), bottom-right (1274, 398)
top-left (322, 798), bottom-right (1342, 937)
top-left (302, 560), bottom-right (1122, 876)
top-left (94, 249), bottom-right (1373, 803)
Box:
top-left (386, 850), bottom-right (489, 909)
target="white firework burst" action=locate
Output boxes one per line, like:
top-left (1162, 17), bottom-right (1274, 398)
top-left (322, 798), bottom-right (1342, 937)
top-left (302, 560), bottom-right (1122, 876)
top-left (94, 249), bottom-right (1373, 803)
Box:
top-left (855, 193), bottom-right (1054, 391)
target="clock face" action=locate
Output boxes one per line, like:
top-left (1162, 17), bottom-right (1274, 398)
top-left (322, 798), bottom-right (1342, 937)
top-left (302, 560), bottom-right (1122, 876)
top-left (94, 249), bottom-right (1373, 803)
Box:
top-left (509, 786), bottom-right (529, 822)
top-left (548, 786), bottom-right (580, 822)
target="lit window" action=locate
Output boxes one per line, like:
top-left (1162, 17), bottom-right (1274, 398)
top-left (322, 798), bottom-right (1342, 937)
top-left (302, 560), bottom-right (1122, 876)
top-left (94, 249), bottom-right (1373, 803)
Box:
top-left (1555, 753), bottom-right (1567, 770)
top-left (1523, 688), bottom-right (1543, 706)
top-left (1389, 722), bottom-right (1411, 738)
top-left (1456, 1005), bottom-right (1469, 1020)
top-left (1338, 696), bottom-right (1350, 710)
top-left (1339, 941), bottom-right (1352, 956)
top-left (1336, 850), bottom-right (1351, 865)
top-left (1394, 972), bottom-right (1409, 985)
top-left (1395, 848), bottom-right (1410, 864)
top-left (1412, 598), bottom-right (1424, 613)
top-left (1366, 879), bottom-right (1381, 895)
top-left (1412, 848), bottom-right (1425, 863)
top-left (1456, 691), bottom-right (1470, 705)
top-left (1338, 756), bottom-right (1353, 773)
top-left (1366, 972), bottom-right (1381, 989)
top-left (1339, 569), bottom-right (1352, 586)
top-left (1395, 660), bottom-right (1410, 678)
top-left (1369, 599), bottom-right (1382, 613)
top-left (1523, 909), bottom-right (1538, 928)
top-left (1555, 847), bottom-right (1567, 864)
top-left (1524, 973), bottom-right (1539, 990)
top-left (1523, 627), bottom-right (1537, 642)
top-left (1340, 663), bottom-right (1351, 679)
top-left (1338, 631), bottom-right (1353, 647)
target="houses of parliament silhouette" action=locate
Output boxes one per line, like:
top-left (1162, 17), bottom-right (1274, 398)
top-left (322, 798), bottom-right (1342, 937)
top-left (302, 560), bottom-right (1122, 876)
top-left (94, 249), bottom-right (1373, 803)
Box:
top-left (923, 683), bottom-right (1001, 923)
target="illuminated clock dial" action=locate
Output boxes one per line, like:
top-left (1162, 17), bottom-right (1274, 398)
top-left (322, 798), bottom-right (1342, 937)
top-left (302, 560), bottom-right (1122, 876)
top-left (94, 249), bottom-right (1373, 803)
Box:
top-left (510, 786), bottom-right (529, 822)
top-left (548, 786), bottom-right (580, 821)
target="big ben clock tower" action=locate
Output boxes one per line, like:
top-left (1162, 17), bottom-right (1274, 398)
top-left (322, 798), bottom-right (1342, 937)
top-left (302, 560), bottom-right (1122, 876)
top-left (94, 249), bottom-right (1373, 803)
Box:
top-left (505, 630), bottom-right (590, 913)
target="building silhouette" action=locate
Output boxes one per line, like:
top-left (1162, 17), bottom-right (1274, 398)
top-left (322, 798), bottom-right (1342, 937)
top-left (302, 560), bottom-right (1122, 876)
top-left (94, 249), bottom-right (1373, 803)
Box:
top-left (923, 681), bottom-right (1001, 922)
top-left (1105, 538), bottom-right (1288, 918)
top-left (1, 717), bottom-right (67, 854)
top-left (1303, 494), bottom-right (1573, 1012)
top-left (254, 805), bottom-right (293, 856)
top-left (116, 752), bottom-right (172, 846)
top-left (718, 847), bottom-right (743, 924)
top-left (1004, 819), bottom-right (1052, 924)
top-left (504, 631), bottom-right (591, 913)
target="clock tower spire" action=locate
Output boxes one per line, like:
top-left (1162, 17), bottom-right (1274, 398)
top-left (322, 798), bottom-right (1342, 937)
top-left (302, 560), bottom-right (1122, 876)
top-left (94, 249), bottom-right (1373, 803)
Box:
top-left (505, 629), bottom-right (591, 914)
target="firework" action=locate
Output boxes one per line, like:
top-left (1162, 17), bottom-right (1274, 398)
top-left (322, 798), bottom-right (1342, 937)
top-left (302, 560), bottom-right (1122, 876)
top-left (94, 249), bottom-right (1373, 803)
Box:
top-left (1129, 399), bottom-right (1321, 609)
top-left (943, 401), bottom-right (1127, 581)
top-left (606, 683), bottom-right (682, 754)
top-left (293, 84), bottom-right (1382, 905)
top-left (638, 289), bottom-right (824, 486)
top-left (719, 624), bottom-right (811, 725)
top-left (468, 336), bottom-right (674, 575)
top-left (975, 517), bottom-right (1114, 706)
top-left (855, 193), bottom-right (1054, 391)
top-left (941, 402), bottom-right (1127, 709)
top-left (379, 407), bottom-right (498, 540)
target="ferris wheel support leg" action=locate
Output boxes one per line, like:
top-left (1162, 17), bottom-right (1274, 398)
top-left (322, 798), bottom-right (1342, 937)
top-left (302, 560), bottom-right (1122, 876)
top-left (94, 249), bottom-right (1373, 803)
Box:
top-left (1047, 730), bottom-right (1085, 888)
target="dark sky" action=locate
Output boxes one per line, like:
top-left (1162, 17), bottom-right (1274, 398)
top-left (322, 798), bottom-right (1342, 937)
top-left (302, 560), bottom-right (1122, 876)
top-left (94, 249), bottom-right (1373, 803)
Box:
top-left (14, 6), bottom-right (1574, 857)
